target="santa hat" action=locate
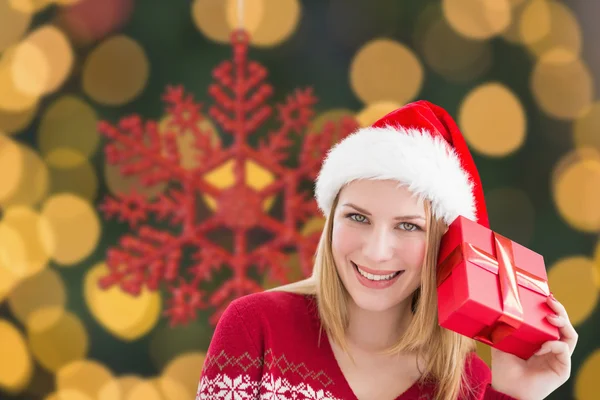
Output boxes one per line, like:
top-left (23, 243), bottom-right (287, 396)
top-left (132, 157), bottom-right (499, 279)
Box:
top-left (314, 100), bottom-right (489, 228)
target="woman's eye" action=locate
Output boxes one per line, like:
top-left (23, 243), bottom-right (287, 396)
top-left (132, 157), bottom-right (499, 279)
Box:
top-left (348, 213), bottom-right (367, 223)
top-left (398, 222), bottom-right (419, 231)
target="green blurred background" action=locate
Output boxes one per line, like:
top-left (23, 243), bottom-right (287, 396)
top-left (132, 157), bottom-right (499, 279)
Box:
top-left (1, 0), bottom-right (599, 399)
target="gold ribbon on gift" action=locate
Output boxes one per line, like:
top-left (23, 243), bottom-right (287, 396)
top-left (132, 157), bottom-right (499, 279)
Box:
top-left (437, 233), bottom-right (550, 345)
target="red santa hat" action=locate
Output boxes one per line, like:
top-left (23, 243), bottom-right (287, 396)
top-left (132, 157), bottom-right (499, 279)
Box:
top-left (315, 100), bottom-right (490, 228)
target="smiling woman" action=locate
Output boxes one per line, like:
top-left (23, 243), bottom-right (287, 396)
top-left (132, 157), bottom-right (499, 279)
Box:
top-left (195, 101), bottom-right (576, 400)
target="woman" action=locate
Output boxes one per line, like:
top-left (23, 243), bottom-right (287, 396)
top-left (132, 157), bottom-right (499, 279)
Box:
top-left (195, 101), bottom-right (577, 400)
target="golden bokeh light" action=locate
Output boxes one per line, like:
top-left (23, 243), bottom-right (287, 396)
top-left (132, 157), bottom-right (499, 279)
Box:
top-left (0, 1), bottom-right (31, 52)
top-left (125, 380), bottom-right (163, 400)
top-left (548, 256), bottom-right (598, 326)
top-left (28, 308), bottom-right (89, 372)
top-left (57, 360), bottom-right (120, 400)
top-left (38, 95), bottom-right (99, 158)
top-left (0, 104), bottom-right (36, 134)
top-left (576, 349), bottom-right (600, 400)
top-left (356, 102), bottom-right (401, 127)
top-left (10, 25), bottom-right (74, 96)
top-left (552, 150), bottom-right (600, 232)
top-left (46, 148), bottom-right (98, 201)
top-left (193, 0), bottom-right (300, 46)
top-left (0, 260), bottom-right (20, 303)
top-left (104, 160), bottom-right (168, 199)
top-left (161, 352), bottom-right (205, 400)
top-left (0, 319), bottom-right (33, 393)
top-left (191, 0), bottom-right (231, 43)
top-left (158, 113), bottom-right (221, 171)
top-left (45, 389), bottom-right (95, 400)
top-left (531, 51), bottom-right (593, 120)
top-left (84, 262), bottom-right (162, 341)
top-left (0, 135), bottom-right (49, 208)
top-left (595, 240), bottom-right (600, 288)
top-left (9, 0), bottom-right (55, 14)
top-left (520, 0), bottom-right (581, 59)
top-left (574, 102), bottom-right (600, 154)
top-left (0, 48), bottom-right (38, 112)
top-left (418, 10), bottom-right (492, 82)
top-left (82, 35), bottom-right (149, 105)
top-left (203, 159), bottom-right (276, 211)
top-left (112, 375), bottom-right (143, 399)
top-left (8, 267), bottom-right (66, 327)
top-left (0, 206), bottom-right (50, 278)
top-left (518, 0), bottom-right (552, 45)
top-left (227, 0), bottom-right (300, 47)
top-left (350, 38), bottom-right (423, 105)
top-left (458, 82), bottom-right (526, 157)
top-left (156, 376), bottom-right (190, 400)
top-left (442, 0), bottom-right (511, 40)
top-left (39, 193), bottom-right (101, 266)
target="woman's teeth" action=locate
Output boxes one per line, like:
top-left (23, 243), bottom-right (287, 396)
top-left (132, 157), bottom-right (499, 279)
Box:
top-left (353, 263), bottom-right (401, 281)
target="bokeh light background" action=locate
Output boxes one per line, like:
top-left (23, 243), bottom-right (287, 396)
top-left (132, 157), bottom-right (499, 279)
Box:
top-left (1, 0), bottom-right (600, 399)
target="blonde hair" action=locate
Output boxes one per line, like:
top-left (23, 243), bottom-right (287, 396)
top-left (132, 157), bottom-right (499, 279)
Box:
top-left (272, 191), bottom-right (479, 400)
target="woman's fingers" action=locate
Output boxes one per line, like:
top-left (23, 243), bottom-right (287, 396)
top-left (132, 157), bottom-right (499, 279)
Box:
top-left (546, 295), bottom-right (578, 355)
top-left (534, 340), bottom-right (571, 367)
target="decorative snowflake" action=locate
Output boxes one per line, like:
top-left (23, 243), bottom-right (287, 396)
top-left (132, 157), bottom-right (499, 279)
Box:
top-left (98, 30), bottom-right (358, 326)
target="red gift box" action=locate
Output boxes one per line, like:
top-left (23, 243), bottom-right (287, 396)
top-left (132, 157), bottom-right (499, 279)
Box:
top-left (436, 216), bottom-right (560, 360)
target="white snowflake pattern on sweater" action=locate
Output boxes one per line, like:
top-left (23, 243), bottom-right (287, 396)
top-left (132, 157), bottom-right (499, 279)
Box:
top-left (196, 372), bottom-right (343, 400)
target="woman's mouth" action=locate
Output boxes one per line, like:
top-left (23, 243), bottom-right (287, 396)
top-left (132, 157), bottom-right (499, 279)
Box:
top-left (351, 261), bottom-right (404, 287)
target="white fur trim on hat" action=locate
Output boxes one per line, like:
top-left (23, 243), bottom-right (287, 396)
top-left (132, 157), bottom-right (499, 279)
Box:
top-left (314, 126), bottom-right (476, 225)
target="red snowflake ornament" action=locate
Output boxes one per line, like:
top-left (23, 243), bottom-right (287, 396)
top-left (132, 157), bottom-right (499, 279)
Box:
top-left (98, 30), bottom-right (358, 326)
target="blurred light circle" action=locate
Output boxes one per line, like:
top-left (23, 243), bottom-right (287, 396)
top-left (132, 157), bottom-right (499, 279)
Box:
top-left (0, 319), bottom-right (33, 393)
top-left (574, 102), bottom-right (600, 154)
top-left (356, 102), bottom-right (401, 127)
top-left (191, 0), bottom-right (231, 43)
top-left (442, 0), bottom-right (511, 40)
top-left (576, 349), bottom-right (600, 400)
top-left (161, 352), bottom-right (206, 400)
top-left (84, 262), bottom-right (162, 341)
top-left (104, 161), bottom-right (168, 199)
top-left (39, 95), bottom-right (99, 158)
top-left (0, 104), bottom-right (37, 135)
top-left (0, 259), bottom-right (21, 304)
top-left (8, 267), bottom-right (67, 326)
top-left (518, 0), bottom-right (552, 45)
top-left (520, 0), bottom-right (581, 59)
top-left (0, 206), bottom-right (50, 278)
top-left (10, 25), bottom-right (73, 96)
top-left (547, 256), bottom-right (598, 326)
top-left (226, 0), bottom-right (301, 47)
top-left (46, 148), bottom-right (98, 201)
top-left (459, 82), bottom-right (526, 157)
top-left (0, 48), bottom-right (39, 112)
top-left (109, 375), bottom-right (143, 400)
top-left (552, 149), bottom-right (600, 232)
top-left (0, 1), bottom-right (31, 52)
top-left (56, 360), bottom-right (120, 400)
top-left (39, 193), bottom-right (101, 266)
top-left (28, 308), bottom-right (89, 372)
top-left (156, 376), bottom-right (190, 400)
top-left (350, 38), bottom-right (423, 105)
top-left (9, 0), bottom-right (54, 13)
top-left (531, 51), bottom-right (593, 120)
top-left (125, 380), bottom-right (163, 400)
top-left (57, 0), bottom-right (135, 46)
top-left (45, 389), bottom-right (94, 400)
top-left (0, 136), bottom-right (49, 208)
top-left (419, 10), bottom-right (492, 82)
top-left (82, 35), bottom-right (149, 106)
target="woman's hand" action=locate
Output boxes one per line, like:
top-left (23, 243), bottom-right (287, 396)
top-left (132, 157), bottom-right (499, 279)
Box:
top-left (490, 294), bottom-right (578, 400)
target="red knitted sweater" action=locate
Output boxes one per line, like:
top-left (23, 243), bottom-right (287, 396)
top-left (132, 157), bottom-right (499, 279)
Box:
top-left (195, 291), bottom-right (517, 400)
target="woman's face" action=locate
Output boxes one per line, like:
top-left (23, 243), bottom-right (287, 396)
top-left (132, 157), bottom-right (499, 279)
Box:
top-left (331, 179), bottom-right (427, 313)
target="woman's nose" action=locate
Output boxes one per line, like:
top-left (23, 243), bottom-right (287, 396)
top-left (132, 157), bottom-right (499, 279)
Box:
top-left (362, 226), bottom-right (395, 263)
